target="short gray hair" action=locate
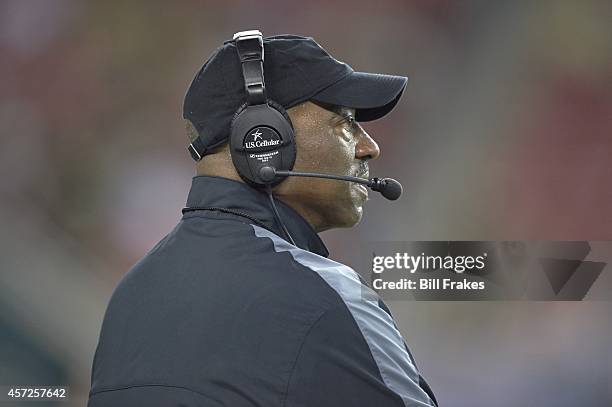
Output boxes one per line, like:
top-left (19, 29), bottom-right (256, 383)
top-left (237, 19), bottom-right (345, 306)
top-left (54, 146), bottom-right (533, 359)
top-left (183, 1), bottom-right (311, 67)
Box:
top-left (185, 120), bottom-right (199, 143)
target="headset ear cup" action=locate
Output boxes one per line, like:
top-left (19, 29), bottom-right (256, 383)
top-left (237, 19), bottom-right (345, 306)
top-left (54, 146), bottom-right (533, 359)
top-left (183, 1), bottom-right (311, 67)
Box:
top-left (229, 101), bottom-right (296, 187)
top-left (267, 99), bottom-right (296, 175)
top-left (230, 102), bottom-right (249, 132)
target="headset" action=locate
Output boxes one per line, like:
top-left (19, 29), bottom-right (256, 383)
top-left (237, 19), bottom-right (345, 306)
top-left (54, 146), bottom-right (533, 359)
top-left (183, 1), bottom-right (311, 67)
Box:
top-left (225, 30), bottom-right (298, 243)
top-left (228, 30), bottom-right (296, 188)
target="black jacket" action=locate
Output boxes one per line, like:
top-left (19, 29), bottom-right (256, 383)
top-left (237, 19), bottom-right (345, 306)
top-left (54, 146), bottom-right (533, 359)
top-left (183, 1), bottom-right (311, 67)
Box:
top-left (88, 176), bottom-right (437, 407)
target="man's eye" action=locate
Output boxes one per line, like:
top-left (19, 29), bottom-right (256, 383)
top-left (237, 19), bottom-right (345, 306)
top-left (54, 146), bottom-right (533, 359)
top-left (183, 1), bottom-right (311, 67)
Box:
top-left (344, 116), bottom-right (356, 128)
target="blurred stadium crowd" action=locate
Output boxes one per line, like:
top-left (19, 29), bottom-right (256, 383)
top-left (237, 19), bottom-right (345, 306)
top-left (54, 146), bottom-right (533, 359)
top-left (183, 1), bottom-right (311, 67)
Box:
top-left (0, 1), bottom-right (610, 406)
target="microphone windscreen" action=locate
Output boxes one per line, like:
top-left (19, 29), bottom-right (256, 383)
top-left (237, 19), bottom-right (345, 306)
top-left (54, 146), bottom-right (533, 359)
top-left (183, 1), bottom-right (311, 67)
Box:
top-left (380, 178), bottom-right (402, 200)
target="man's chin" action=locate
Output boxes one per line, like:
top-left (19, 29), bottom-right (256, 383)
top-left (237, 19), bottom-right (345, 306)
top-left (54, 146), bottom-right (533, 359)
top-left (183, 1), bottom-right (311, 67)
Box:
top-left (333, 205), bottom-right (364, 229)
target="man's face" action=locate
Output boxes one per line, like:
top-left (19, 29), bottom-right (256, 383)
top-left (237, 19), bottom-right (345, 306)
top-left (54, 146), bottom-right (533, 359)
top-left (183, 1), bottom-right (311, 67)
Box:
top-left (275, 101), bottom-right (381, 232)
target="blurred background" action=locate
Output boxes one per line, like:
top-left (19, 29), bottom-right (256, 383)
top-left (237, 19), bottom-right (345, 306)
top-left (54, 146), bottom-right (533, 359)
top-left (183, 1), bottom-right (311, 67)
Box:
top-left (1, 0), bottom-right (611, 406)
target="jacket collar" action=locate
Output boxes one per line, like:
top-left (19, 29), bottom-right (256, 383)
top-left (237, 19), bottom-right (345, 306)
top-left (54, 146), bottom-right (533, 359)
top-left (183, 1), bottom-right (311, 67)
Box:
top-left (184, 176), bottom-right (329, 258)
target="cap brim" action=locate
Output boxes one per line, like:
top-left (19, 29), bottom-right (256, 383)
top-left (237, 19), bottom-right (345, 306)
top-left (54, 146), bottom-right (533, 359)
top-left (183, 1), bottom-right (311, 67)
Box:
top-left (310, 71), bottom-right (408, 122)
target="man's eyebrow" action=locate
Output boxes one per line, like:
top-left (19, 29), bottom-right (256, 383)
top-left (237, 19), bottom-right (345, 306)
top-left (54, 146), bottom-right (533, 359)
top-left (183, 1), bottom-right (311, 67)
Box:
top-left (312, 100), bottom-right (354, 121)
top-left (330, 105), bottom-right (353, 117)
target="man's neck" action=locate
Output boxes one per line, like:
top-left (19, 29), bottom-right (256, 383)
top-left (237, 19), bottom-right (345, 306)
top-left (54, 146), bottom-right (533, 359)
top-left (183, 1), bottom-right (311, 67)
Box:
top-left (196, 166), bottom-right (328, 233)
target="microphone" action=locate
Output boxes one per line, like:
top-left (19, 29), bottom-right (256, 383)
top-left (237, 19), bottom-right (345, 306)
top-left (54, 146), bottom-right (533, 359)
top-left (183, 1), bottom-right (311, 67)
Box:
top-left (258, 166), bottom-right (403, 200)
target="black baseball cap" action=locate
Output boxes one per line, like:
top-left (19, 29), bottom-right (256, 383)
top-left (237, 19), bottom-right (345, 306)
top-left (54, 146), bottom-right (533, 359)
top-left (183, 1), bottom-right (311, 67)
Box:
top-left (183, 34), bottom-right (407, 154)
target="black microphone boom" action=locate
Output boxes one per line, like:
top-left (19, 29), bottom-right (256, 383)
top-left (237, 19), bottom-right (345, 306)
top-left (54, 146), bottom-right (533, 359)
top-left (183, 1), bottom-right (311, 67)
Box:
top-left (258, 167), bottom-right (403, 200)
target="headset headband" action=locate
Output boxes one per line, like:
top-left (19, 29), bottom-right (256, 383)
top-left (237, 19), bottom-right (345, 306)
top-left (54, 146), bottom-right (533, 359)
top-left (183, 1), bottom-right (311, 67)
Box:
top-left (233, 30), bottom-right (267, 106)
top-left (187, 30), bottom-right (267, 161)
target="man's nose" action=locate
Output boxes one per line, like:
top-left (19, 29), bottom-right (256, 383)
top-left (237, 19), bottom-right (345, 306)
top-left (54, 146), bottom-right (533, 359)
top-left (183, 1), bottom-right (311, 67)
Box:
top-left (355, 127), bottom-right (380, 160)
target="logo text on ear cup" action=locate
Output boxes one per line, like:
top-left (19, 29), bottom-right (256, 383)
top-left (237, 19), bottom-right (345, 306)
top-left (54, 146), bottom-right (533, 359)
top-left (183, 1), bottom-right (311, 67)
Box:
top-left (245, 139), bottom-right (281, 148)
top-left (244, 127), bottom-right (281, 149)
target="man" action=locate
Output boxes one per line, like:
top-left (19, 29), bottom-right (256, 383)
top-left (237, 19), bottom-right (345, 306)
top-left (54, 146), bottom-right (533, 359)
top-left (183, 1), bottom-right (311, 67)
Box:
top-left (88, 32), bottom-right (437, 407)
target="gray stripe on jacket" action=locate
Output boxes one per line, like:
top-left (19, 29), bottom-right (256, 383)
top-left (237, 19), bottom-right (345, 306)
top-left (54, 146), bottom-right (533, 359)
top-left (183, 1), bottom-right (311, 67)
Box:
top-left (251, 225), bottom-right (434, 407)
